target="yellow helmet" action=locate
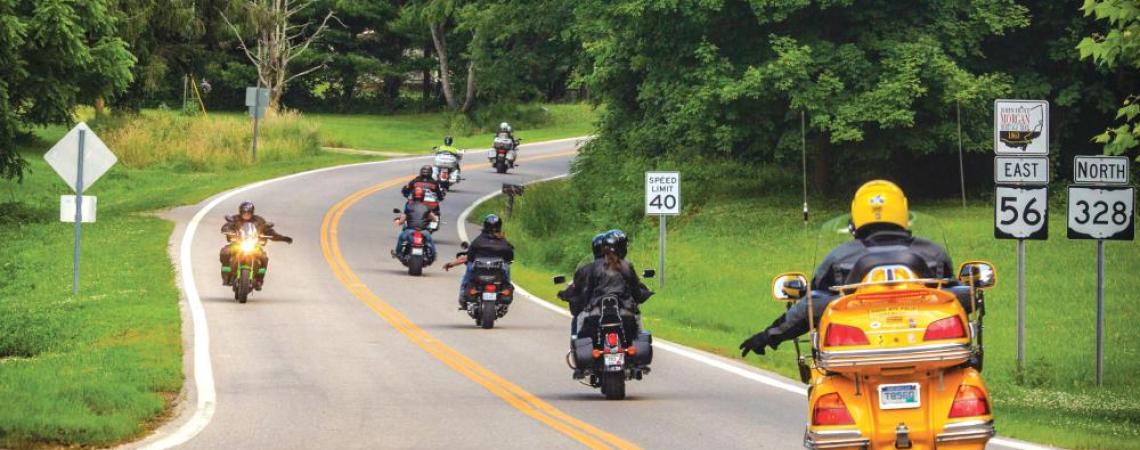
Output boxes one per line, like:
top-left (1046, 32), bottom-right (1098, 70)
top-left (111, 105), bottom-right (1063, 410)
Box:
top-left (850, 180), bottom-right (909, 230)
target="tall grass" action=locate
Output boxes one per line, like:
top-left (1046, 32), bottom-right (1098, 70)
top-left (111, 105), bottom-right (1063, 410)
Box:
top-left (102, 110), bottom-right (319, 170)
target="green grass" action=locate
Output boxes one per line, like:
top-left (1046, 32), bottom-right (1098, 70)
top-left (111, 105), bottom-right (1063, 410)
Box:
top-left (477, 179), bottom-right (1140, 450)
top-left (308, 103), bottom-right (598, 153)
top-left (0, 123), bottom-right (378, 447)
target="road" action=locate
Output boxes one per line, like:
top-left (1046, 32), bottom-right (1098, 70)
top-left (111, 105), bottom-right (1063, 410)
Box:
top-left (136, 139), bottom-right (1048, 449)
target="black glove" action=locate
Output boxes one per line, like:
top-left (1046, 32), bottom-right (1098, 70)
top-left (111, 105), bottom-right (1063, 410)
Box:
top-left (739, 330), bottom-right (773, 357)
top-left (282, 236), bottom-right (294, 244)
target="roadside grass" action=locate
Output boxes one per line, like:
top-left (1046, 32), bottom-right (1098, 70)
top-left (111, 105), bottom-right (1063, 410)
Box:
top-left (475, 179), bottom-right (1140, 450)
top-left (0, 119), bottom-right (378, 447)
top-left (308, 103), bottom-right (598, 153)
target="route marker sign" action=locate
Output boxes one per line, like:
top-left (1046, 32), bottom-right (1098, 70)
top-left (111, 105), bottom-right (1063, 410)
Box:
top-left (1066, 155), bottom-right (1133, 386)
top-left (646, 171), bottom-right (680, 289)
top-left (994, 185), bottom-right (1049, 240)
top-left (994, 99), bottom-right (1049, 155)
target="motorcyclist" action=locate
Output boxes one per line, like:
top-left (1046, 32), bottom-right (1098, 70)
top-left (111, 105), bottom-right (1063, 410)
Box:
top-left (739, 180), bottom-right (955, 357)
top-left (393, 187), bottom-right (439, 259)
top-left (219, 201), bottom-right (293, 290)
top-left (402, 165), bottom-right (445, 201)
top-left (559, 230), bottom-right (653, 340)
top-left (437, 135), bottom-right (462, 176)
top-left (443, 214), bottom-right (515, 309)
top-left (557, 231), bottom-right (611, 335)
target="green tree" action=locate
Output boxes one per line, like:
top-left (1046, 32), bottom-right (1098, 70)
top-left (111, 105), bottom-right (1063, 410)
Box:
top-left (1079, 0), bottom-right (1140, 158)
top-left (0, 0), bottom-right (136, 180)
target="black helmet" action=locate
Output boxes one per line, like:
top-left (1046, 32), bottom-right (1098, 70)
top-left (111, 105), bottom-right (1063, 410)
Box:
top-left (419, 165), bottom-right (432, 178)
top-left (482, 214), bottom-right (503, 234)
top-left (591, 232), bottom-right (607, 259)
top-left (602, 229), bottom-right (628, 259)
top-left (444, 135), bottom-right (453, 146)
top-left (238, 201), bottom-right (255, 216)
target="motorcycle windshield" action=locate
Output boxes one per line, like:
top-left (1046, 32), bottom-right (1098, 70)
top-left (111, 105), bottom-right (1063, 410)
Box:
top-left (809, 211), bottom-right (950, 289)
top-left (239, 222), bottom-right (259, 241)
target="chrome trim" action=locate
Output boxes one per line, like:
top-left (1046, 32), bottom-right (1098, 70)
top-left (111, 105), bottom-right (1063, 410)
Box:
top-left (818, 343), bottom-right (971, 369)
top-left (803, 428), bottom-right (870, 449)
top-left (936, 420), bottom-right (995, 443)
top-left (830, 278), bottom-right (951, 293)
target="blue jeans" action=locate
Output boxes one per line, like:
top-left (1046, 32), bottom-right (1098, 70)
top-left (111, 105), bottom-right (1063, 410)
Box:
top-left (396, 228), bottom-right (435, 259)
top-left (458, 261), bottom-right (511, 305)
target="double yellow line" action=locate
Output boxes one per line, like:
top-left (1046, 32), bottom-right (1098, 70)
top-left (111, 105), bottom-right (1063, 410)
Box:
top-left (319, 152), bottom-right (638, 449)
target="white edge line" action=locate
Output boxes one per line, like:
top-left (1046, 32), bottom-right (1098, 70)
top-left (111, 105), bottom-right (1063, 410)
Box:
top-left (456, 172), bottom-right (1057, 450)
top-left (138, 154), bottom-right (434, 449)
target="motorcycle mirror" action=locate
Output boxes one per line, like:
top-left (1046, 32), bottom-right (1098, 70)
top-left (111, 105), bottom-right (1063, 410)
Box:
top-left (553, 275), bottom-right (567, 285)
top-left (460, 241), bottom-right (469, 250)
top-left (772, 272), bottom-right (808, 302)
top-left (392, 208), bottom-right (402, 214)
top-left (642, 269), bottom-right (656, 279)
top-left (957, 261), bottom-right (997, 290)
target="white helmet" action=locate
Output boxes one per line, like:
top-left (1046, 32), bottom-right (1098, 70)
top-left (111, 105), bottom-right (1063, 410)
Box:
top-left (499, 122), bottom-right (511, 133)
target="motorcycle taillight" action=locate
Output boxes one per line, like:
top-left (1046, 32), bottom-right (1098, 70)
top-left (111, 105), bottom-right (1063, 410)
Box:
top-left (485, 284), bottom-right (497, 293)
top-left (413, 233), bottom-right (424, 245)
top-left (605, 332), bottom-right (619, 348)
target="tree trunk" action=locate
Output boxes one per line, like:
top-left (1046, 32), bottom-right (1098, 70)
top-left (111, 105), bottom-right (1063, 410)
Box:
top-left (94, 97), bottom-right (106, 117)
top-left (429, 23), bottom-right (458, 109)
top-left (422, 42), bottom-right (432, 103)
top-left (460, 62), bottom-right (475, 113)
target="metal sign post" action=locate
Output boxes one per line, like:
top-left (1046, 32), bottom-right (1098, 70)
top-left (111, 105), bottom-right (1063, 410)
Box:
top-left (993, 99), bottom-right (1050, 373)
top-left (43, 123), bottom-right (117, 295)
top-left (645, 171), bottom-right (681, 289)
top-left (1067, 155), bottom-right (1133, 386)
top-left (246, 86), bottom-right (270, 162)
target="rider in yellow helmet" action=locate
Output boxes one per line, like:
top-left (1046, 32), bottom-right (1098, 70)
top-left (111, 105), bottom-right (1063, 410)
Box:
top-left (739, 180), bottom-right (955, 357)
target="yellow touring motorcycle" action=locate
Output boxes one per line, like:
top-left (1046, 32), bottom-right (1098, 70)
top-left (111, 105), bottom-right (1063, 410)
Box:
top-left (772, 216), bottom-right (997, 449)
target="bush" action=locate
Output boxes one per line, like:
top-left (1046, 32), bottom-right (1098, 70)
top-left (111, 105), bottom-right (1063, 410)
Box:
top-left (100, 110), bottom-right (320, 171)
top-left (445, 103), bottom-right (554, 136)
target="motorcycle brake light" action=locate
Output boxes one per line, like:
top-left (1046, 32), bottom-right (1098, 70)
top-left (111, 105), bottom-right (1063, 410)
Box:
top-left (605, 332), bottom-right (619, 347)
top-left (825, 323), bottom-right (869, 346)
top-left (413, 233), bottom-right (424, 245)
top-left (468, 288), bottom-right (478, 296)
top-left (948, 385), bottom-right (990, 418)
top-left (812, 393), bottom-right (856, 426)
top-left (485, 284), bottom-right (497, 293)
top-left (924, 316), bottom-right (966, 341)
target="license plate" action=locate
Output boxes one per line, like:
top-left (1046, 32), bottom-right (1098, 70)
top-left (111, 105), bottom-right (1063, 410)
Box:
top-left (482, 292), bottom-right (497, 301)
top-left (411, 248), bottom-right (424, 256)
top-left (604, 353), bottom-right (624, 368)
top-left (878, 383), bottom-right (920, 410)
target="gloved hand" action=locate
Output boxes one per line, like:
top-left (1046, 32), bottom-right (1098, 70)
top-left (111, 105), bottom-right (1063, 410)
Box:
top-left (556, 289), bottom-right (569, 301)
top-left (282, 236), bottom-right (294, 244)
top-left (739, 330), bottom-right (773, 357)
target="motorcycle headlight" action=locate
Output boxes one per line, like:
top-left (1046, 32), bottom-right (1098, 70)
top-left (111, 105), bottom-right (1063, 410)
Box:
top-left (240, 239), bottom-right (257, 253)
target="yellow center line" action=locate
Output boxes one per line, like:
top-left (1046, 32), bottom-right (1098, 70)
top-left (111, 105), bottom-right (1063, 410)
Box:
top-left (319, 151), bottom-right (640, 450)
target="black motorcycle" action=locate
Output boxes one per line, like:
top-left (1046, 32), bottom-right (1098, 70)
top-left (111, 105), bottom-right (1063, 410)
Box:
top-left (458, 242), bottom-right (512, 329)
top-left (392, 208), bottom-right (436, 276)
top-left (554, 270), bottom-right (655, 400)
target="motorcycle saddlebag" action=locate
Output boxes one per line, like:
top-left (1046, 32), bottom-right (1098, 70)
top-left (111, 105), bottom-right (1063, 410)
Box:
top-left (633, 331), bottom-right (653, 366)
top-left (573, 337), bottom-right (594, 370)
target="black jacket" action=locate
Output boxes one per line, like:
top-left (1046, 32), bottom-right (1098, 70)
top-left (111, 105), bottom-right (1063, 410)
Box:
top-left (811, 226), bottom-right (953, 291)
top-left (402, 176), bottom-right (443, 199)
top-left (403, 203), bottom-right (434, 230)
top-left (561, 258), bottom-right (651, 315)
top-left (468, 233), bottom-right (514, 262)
top-left (221, 215), bottom-right (288, 241)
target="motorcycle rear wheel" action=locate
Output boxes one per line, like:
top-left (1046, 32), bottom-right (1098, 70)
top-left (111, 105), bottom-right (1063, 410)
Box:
top-left (408, 254), bottom-right (424, 276)
top-left (601, 372), bottom-right (625, 400)
top-left (495, 160), bottom-right (508, 174)
top-left (479, 301), bottom-right (496, 329)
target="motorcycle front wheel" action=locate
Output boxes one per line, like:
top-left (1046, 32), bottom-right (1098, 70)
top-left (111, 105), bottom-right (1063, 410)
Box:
top-left (235, 268), bottom-right (250, 303)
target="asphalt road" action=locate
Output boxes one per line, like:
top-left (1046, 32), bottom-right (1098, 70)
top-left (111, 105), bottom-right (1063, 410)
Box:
top-left (138, 138), bottom-right (1047, 449)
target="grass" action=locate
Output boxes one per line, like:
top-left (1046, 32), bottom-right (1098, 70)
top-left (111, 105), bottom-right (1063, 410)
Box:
top-left (0, 116), bottom-right (378, 447)
top-left (308, 103), bottom-right (598, 153)
top-left (476, 179), bottom-right (1140, 450)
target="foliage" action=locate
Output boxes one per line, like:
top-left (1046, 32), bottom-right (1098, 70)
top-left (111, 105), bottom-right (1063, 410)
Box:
top-left (0, 0), bottom-right (136, 180)
top-left (1079, 0), bottom-right (1140, 159)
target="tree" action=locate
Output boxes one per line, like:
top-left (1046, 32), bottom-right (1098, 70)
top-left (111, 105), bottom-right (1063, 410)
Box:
top-left (1079, 0), bottom-right (1140, 158)
top-left (0, 0), bottom-right (135, 181)
top-left (223, 0), bottom-right (338, 111)
top-left (405, 0), bottom-right (477, 112)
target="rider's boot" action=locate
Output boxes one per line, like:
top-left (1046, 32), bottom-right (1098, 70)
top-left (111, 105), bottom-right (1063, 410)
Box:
top-left (221, 266), bottom-right (233, 286)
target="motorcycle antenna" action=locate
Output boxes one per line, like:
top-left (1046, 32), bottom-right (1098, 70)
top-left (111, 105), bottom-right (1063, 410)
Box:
top-left (801, 110), bottom-right (809, 225)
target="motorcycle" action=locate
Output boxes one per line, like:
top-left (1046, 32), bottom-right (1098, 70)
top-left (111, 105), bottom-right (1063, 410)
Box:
top-left (391, 208), bottom-right (436, 276)
top-left (489, 134), bottom-right (520, 174)
top-left (431, 147), bottom-right (463, 192)
top-left (769, 214), bottom-right (996, 449)
top-left (409, 191), bottom-right (442, 233)
top-left (457, 242), bottom-right (513, 329)
top-left (554, 269), bottom-right (656, 400)
top-left (225, 222), bottom-right (269, 304)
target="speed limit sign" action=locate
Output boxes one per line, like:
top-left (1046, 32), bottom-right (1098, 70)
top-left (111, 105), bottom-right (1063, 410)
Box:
top-left (994, 186), bottom-right (1049, 239)
top-left (1067, 186), bottom-right (1135, 240)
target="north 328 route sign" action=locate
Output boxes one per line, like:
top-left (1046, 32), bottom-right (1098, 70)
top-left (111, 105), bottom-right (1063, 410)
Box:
top-left (1067, 186), bottom-right (1135, 240)
top-left (995, 186), bottom-right (1048, 240)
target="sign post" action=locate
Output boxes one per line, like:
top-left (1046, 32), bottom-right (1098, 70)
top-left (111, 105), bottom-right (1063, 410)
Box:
top-left (1067, 155), bottom-right (1133, 386)
top-left (43, 123), bottom-right (117, 294)
top-left (645, 171), bottom-right (681, 288)
top-left (246, 86), bottom-right (270, 162)
top-left (993, 99), bottom-right (1050, 372)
